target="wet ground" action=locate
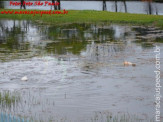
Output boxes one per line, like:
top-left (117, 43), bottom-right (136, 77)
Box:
top-left (0, 20), bottom-right (163, 122)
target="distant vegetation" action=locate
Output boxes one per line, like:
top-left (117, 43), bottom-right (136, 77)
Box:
top-left (0, 10), bottom-right (163, 27)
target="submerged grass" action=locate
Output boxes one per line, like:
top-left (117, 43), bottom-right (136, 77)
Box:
top-left (0, 9), bottom-right (163, 27)
top-left (0, 91), bottom-right (20, 106)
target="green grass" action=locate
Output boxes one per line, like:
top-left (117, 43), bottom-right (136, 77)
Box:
top-left (0, 9), bottom-right (163, 27)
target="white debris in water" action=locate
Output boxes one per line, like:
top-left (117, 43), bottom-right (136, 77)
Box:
top-left (21, 76), bottom-right (28, 81)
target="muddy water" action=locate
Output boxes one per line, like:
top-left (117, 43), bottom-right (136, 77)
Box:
top-left (0, 20), bottom-right (163, 122)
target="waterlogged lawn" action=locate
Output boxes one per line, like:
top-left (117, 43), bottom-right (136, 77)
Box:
top-left (0, 17), bottom-right (163, 121)
top-left (0, 9), bottom-right (163, 27)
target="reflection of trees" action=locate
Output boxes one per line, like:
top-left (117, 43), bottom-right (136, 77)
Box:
top-left (85, 42), bottom-right (125, 62)
top-left (0, 21), bottom-right (22, 49)
top-left (46, 40), bottom-right (87, 55)
top-left (0, 21), bottom-right (132, 61)
top-left (0, 20), bottom-right (41, 61)
top-left (44, 24), bottom-right (126, 55)
top-left (89, 24), bottom-right (116, 42)
top-left (132, 26), bottom-right (163, 48)
top-left (45, 24), bottom-right (89, 54)
top-left (0, 20), bottom-right (30, 60)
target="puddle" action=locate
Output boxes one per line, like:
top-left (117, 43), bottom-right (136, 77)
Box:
top-left (0, 20), bottom-right (163, 122)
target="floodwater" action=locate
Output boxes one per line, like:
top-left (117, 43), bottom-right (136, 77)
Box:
top-left (0, 20), bottom-right (163, 122)
top-left (1, 1), bottom-right (163, 15)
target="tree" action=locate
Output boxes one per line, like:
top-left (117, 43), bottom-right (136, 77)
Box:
top-left (52, 0), bottom-right (57, 10)
top-left (20, 0), bottom-right (26, 9)
top-left (142, 0), bottom-right (153, 15)
top-left (147, 0), bottom-right (152, 14)
top-left (57, 0), bottom-right (61, 10)
top-left (102, 0), bottom-right (106, 11)
top-left (115, 0), bottom-right (118, 12)
top-left (123, 0), bottom-right (127, 13)
top-left (52, 0), bottom-right (60, 10)
top-left (0, 1), bottom-right (4, 9)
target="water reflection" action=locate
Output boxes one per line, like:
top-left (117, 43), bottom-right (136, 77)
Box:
top-left (0, 20), bottom-right (163, 62)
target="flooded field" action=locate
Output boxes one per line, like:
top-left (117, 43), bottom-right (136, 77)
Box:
top-left (0, 20), bottom-right (163, 122)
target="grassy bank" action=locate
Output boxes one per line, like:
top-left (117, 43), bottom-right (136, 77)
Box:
top-left (0, 9), bottom-right (163, 27)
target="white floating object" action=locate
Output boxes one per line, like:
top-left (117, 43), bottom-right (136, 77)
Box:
top-left (124, 61), bottom-right (136, 66)
top-left (21, 76), bottom-right (28, 81)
